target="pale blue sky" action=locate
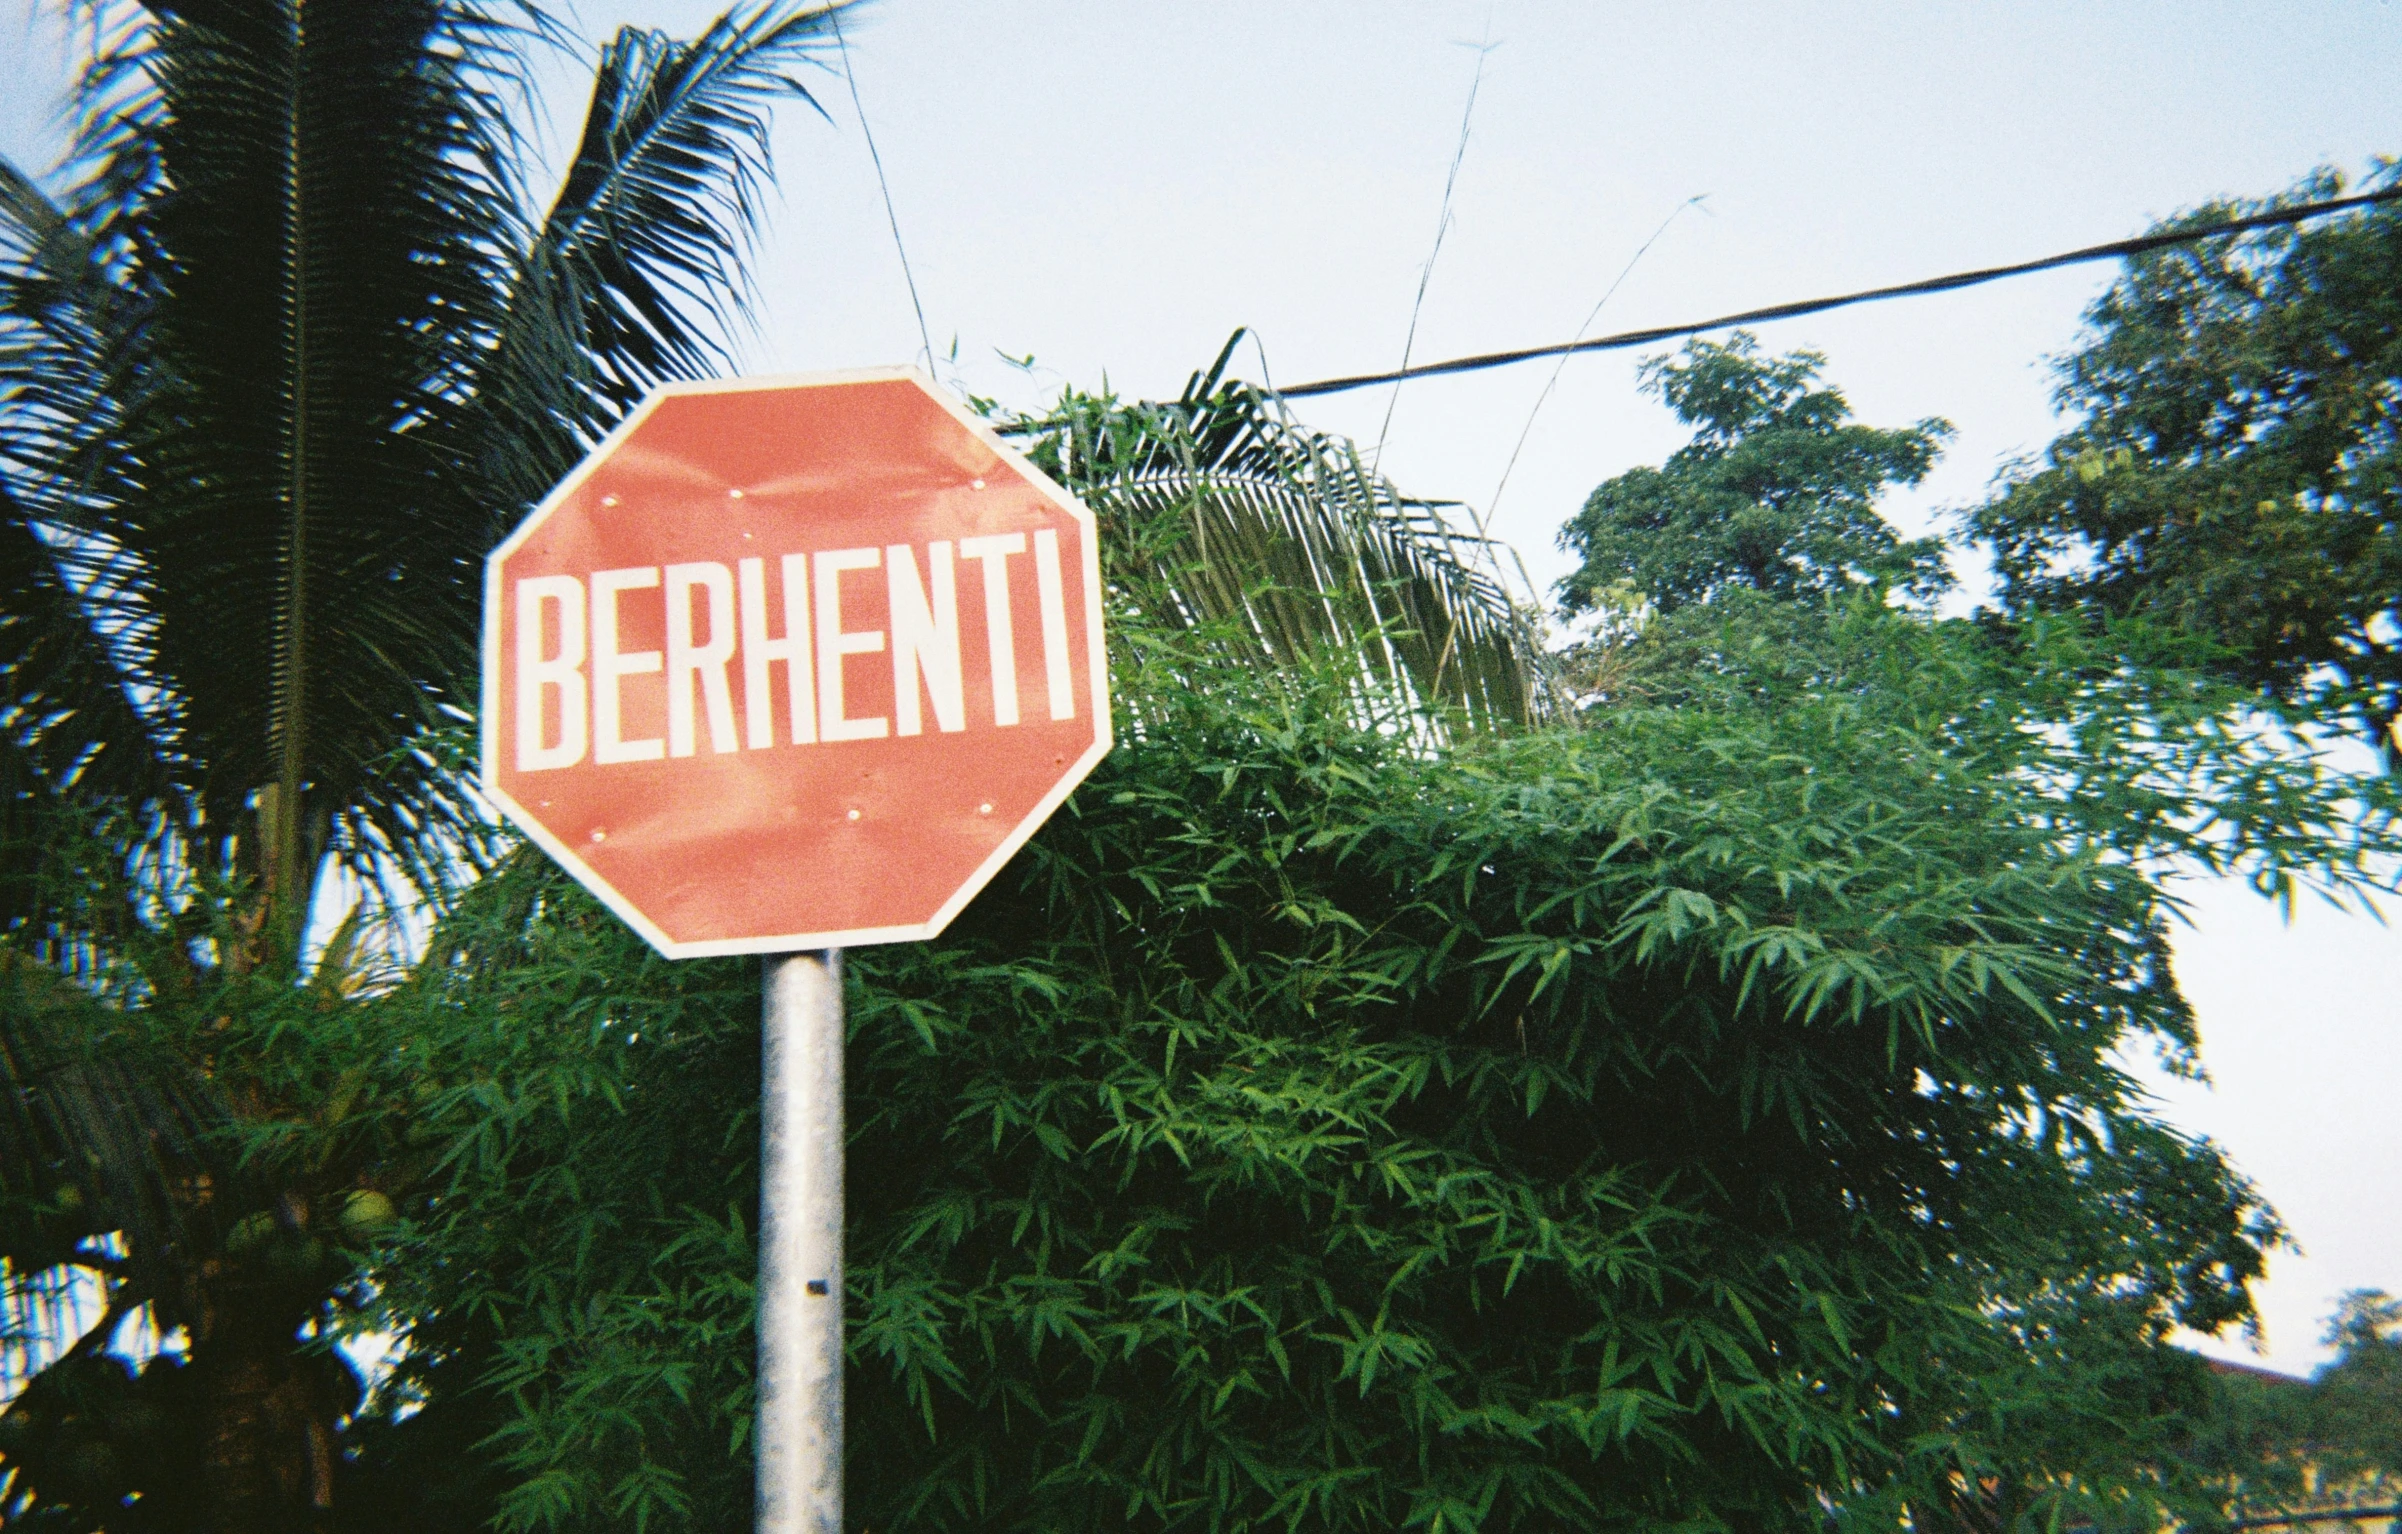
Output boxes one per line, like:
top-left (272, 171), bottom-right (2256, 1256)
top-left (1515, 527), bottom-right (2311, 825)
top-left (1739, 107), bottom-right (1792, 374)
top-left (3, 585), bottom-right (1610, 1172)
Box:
top-left (5, 0), bottom-right (2397, 1372)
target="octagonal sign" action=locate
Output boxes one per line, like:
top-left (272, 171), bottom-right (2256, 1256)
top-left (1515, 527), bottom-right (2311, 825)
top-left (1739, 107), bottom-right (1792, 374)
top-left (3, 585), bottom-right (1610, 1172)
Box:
top-left (481, 369), bottom-right (1110, 958)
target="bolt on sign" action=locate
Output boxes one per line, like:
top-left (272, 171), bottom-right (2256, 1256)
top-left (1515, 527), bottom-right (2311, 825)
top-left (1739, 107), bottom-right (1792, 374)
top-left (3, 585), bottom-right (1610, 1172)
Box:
top-left (480, 369), bottom-right (1112, 957)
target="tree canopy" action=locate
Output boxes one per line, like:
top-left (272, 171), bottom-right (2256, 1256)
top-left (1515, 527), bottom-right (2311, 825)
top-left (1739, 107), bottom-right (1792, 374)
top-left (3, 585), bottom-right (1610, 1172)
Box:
top-left (1558, 334), bottom-right (1953, 625)
top-left (1540, 330), bottom-right (2401, 1532)
top-left (2175, 1292), bottom-right (2402, 1523)
top-left (1971, 163), bottom-right (2402, 755)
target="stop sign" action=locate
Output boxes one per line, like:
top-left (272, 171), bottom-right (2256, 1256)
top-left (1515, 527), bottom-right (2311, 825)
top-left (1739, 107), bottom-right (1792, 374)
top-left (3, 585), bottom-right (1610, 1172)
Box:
top-left (480, 369), bottom-right (1110, 957)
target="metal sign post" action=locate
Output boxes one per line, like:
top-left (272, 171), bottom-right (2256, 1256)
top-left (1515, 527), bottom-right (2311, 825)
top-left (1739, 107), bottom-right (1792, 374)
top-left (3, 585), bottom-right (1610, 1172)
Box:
top-left (757, 951), bottom-right (845, 1534)
top-left (479, 369), bottom-right (1111, 1534)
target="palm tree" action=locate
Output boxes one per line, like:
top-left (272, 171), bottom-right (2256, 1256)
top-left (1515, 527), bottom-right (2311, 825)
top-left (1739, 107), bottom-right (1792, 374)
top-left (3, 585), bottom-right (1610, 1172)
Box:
top-left (1014, 334), bottom-right (1562, 737)
top-left (0, 0), bottom-right (855, 1522)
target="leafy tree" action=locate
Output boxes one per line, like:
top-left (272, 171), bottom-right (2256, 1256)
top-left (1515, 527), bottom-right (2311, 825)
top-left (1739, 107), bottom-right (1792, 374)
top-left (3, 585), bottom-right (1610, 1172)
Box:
top-left (1970, 163), bottom-right (2402, 755)
top-left (0, 0), bottom-right (854, 1523)
top-left (329, 369), bottom-right (2402, 1533)
top-left (1564, 334), bottom-right (2399, 890)
top-left (1557, 333), bottom-right (1953, 628)
top-left (2312, 1291), bottom-right (2402, 1491)
top-left (2176, 1292), bottom-right (2402, 1524)
top-left (1549, 335), bottom-right (2402, 1534)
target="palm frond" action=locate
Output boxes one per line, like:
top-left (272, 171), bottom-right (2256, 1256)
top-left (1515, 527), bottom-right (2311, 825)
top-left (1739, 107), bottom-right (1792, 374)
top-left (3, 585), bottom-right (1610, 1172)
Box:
top-left (0, 2), bottom-right (550, 929)
top-left (0, 501), bottom-right (175, 813)
top-left (1018, 340), bottom-right (1563, 733)
top-left (8, 4), bottom-right (854, 931)
top-left (0, 150), bottom-right (155, 530)
top-left (0, 160), bottom-right (187, 942)
top-left (472, 0), bottom-right (849, 514)
top-left (0, 945), bottom-right (232, 1338)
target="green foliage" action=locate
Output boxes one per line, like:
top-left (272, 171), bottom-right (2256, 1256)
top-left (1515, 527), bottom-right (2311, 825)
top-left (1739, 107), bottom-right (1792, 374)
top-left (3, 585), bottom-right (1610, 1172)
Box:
top-left (0, 879), bottom-right (442, 1528)
top-left (323, 318), bottom-right (2402, 1530)
top-left (4, 33), bottom-right (2385, 1523)
top-left (1970, 162), bottom-right (2402, 754)
top-left (1558, 334), bottom-right (1952, 625)
top-left (349, 481), bottom-right (2321, 1530)
top-left (1004, 339), bottom-right (1561, 734)
top-left (1603, 593), bottom-right (2401, 901)
top-left (2313, 1293), bottom-right (2402, 1489)
top-left (1565, 330), bottom-right (2398, 902)
top-left (1544, 331), bottom-right (2402, 1533)
top-left (2176, 1293), bottom-right (2402, 1523)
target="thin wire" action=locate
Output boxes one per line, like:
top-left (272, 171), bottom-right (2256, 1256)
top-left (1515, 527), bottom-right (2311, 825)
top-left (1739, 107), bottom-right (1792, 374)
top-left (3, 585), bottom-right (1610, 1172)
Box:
top-left (829, 4), bottom-right (935, 373)
top-left (2225, 1509), bottom-right (2402, 1532)
top-left (1372, 27), bottom-right (1496, 469)
top-left (1281, 183), bottom-right (2402, 400)
top-left (1481, 194), bottom-right (1706, 533)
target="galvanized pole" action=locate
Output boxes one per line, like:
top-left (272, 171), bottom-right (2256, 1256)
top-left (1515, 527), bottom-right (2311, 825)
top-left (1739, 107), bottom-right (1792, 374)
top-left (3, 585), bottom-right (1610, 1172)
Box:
top-left (758, 950), bottom-right (845, 1534)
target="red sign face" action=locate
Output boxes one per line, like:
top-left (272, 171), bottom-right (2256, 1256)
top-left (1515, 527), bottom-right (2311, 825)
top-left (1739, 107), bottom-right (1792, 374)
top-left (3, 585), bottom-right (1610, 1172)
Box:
top-left (481, 370), bottom-right (1110, 957)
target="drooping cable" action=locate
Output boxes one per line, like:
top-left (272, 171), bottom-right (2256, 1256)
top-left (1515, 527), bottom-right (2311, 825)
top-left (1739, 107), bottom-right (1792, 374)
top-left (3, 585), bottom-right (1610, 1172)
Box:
top-left (1280, 183), bottom-right (2402, 400)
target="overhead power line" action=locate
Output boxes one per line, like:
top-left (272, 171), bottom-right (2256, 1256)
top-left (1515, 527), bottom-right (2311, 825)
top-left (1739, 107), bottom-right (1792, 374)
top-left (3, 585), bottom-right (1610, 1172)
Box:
top-left (1277, 184), bottom-right (2402, 400)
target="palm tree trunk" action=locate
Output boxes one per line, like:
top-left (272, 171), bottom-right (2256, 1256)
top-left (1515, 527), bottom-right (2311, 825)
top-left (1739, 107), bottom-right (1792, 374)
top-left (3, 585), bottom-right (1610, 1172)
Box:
top-left (192, 1283), bottom-right (340, 1532)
